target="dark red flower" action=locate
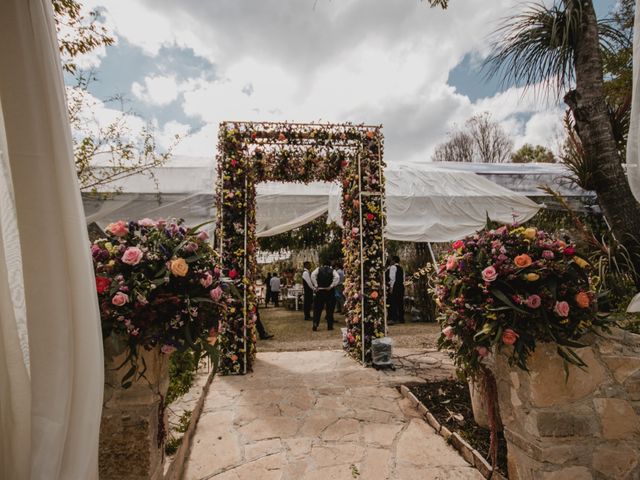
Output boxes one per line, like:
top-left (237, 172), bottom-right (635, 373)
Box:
top-left (229, 269), bottom-right (238, 279)
top-left (96, 276), bottom-right (111, 294)
top-left (564, 247), bottom-right (576, 255)
top-left (366, 213), bottom-right (375, 221)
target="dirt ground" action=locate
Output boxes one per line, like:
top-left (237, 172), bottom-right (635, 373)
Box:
top-left (257, 306), bottom-right (441, 352)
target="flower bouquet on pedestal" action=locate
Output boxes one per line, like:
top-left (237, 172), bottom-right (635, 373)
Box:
top-left (433, 224), bottom-right (609, 466)
top-left (92, 218), bottom-right (226, 387)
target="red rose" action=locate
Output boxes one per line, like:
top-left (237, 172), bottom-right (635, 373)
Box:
top-left (229, 269), bottom-right (238, 279)
top-left (564, 246), bottom-right (576, 255)
top-left (366, 213), bottom-right (375, 221)
top-left (96, 276), bottom-right (111, 294)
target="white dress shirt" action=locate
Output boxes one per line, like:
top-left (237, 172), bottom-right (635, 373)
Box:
top-left (388, 265), bottom-right (397, 289)
top-left (269, 276), bottom-right (281, 292)
top-left (302, 269), bottom-right (313, 288)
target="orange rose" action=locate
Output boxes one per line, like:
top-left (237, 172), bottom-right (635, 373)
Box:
top-left (575, 292), bottom-right (590, 309)
top-left (170, 258), bottom-right (189, 277)
top-left (514, 254), bottom-right (533, 268)
top-left (370, 291), bottom-right (379, 300)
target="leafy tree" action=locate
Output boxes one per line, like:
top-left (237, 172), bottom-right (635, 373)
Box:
top-left (432, 112), bottom-right (513, 163)
top-left (428, 0), bottom-right (640, 287)
top-left (511, 144), bottom-right (555, 163)
top-left (52, 0), bottom-right (177, 193)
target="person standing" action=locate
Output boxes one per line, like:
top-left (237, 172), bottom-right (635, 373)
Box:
top-left (310, 259), bottom-right (340, 331)
top-left (302, 262), bottom-right (314, 321)
top-left (386, 255), bottom-right (405, 324)
top-left (334, 261), bottom-right (345, 313)
top-left (265, 272), bottom-right (272, 307)
top-left (269, 272), bottom-right (281, 307)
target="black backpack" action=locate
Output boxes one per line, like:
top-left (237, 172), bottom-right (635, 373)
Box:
top-left (317, 266), bottom-right (334, 288)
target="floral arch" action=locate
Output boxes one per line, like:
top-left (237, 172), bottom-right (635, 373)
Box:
top-left (215, 121), bottom-right (387, 374)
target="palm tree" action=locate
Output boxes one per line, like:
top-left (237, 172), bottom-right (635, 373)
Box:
top-left (429, 0), bottom-right (640, 286)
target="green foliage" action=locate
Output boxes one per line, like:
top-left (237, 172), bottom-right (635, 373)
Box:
top-left (164, 436), bottom-right (181, 456)
top-left (511, 144), bottom-right (555, 163)
top-left (166, 350), bottom-right (198, 405)
top-left (257, 215), bottom-right (340, 252)
top-left (484, 1), bottom-right (630, 96)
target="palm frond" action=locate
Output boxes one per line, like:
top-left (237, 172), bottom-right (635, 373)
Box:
top-left (484, 1), bottom-right (630, 98)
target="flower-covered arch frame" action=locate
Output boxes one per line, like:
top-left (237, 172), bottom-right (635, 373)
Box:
top-left (216, 121), bottom-right (387, 374)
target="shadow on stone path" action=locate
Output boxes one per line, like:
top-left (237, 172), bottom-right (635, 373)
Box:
top-left (183, 350), bottom-right (483, 480)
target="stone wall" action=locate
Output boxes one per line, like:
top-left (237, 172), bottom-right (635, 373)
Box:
top-left (494, 328), bottom-right (640, 480)
top-left (100, 338), bottom-right (169, 480)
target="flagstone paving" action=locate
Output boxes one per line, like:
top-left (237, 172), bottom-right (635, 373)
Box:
top-left (183, 350), bottom-right (483, 480)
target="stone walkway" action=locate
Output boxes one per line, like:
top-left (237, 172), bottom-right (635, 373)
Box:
top-left (183, 350), bottom-right (483, 480)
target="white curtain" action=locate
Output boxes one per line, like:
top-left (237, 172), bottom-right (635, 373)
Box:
top-left (627, 1), bottom-right (640, 202)
top-left (0, 1), bottom-right (103, 479)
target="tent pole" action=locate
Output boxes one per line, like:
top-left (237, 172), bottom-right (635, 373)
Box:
top-left (428, 242), bottom-right (437, 265)
top-left (243, 169), bottom-right (248, 374)
top-left (378, 140), bottom-right (387, 337)
top-left (357, 150), bottom-right (366, 366)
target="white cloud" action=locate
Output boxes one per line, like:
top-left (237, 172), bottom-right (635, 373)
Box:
top-left (82, 0), bottom-right (568, 162)
top-left (131, 75), bottom-right (180, 106)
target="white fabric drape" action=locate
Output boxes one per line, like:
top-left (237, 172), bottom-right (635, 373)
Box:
top-left (328, 164), bottom-right (541, 242)
top-left (627, 1), bottom-right (640, 202)
top-left (255, 182), bottom-right (331, 237)
top-left (0, 1), bottom-right (104, 479)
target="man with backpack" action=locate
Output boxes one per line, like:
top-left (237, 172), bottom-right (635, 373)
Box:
top-left (310, 257), bottom-right (340, 331)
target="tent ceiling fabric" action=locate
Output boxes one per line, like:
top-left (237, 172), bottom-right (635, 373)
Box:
top-left (84, 161), bottom-right (542, 242)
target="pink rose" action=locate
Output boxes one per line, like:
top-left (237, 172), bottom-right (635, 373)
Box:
top-left (495, 226), bottom-right (507, 235)
top-left (526, 294), bottom-right (542, 309)
top-left (502, 329), bottom-right (519, 346)
top-left (481, 266), bottom-right (498, 282)
top-left (442, 326), bottom-right (455, 339)
top-left (138, 218), bottom-right (155, 227)
top-left (185, 242), bottom-right (199, 253)
top-left (542, 250), bottom-right (555, 260)
top-left (106, 220), bottom-right (129, 237)
top-left (446, 255), bottom-right (458, 271)
top-left (476, 346), bottom-right (489, 358)
top-left (213, 267), bottom-right (221, 277)
top-left (554, 301), bottom-right (570, 317)
top-left (121, 247), bottom-right (143, 265)
top-left (200, 272), bottom-right (213, 288)
top-left (156, 219), bottom-right (166, 228)
top-left (197, 231), bottom-right (209, 242)
top-left (210, 286), bottom-right (223, 301)
top-left (111, 292), bottom-right (129, 307)
top-left (452, 240), bottom-right (464, 250)
top-left (161, 345), bottom-right (177, 355)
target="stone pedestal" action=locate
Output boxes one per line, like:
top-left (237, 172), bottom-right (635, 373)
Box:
top-left (494, 328), bottom-right (640, 480)
top-left (99, 337), bottom-right (169, 480)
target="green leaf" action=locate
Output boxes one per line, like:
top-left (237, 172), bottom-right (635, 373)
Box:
top-left (490, 288), bottom-right (530, 315)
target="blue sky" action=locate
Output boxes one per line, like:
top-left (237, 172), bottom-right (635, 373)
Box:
top-left (75, 0), bottom-right (620, 162)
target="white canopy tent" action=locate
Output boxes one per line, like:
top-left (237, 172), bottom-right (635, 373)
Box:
top-left (85, 158), bottom-right (542, 242)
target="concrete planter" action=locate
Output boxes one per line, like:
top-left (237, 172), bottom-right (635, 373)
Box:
top-left (494, 328), bottom-right (640, 480)
top-left (99, 337), bottom-right (170, 480)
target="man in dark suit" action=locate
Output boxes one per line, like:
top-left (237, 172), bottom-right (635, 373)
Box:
top-left (310, 257), bottom-right (340, 331)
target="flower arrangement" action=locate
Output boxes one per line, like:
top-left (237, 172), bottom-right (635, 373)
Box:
top-left (434, 224), bottom-right (609, 378)
top-left (92, 218), bottom-right (225, 386)
top-left (216, 121), bottom-right (386, 369)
